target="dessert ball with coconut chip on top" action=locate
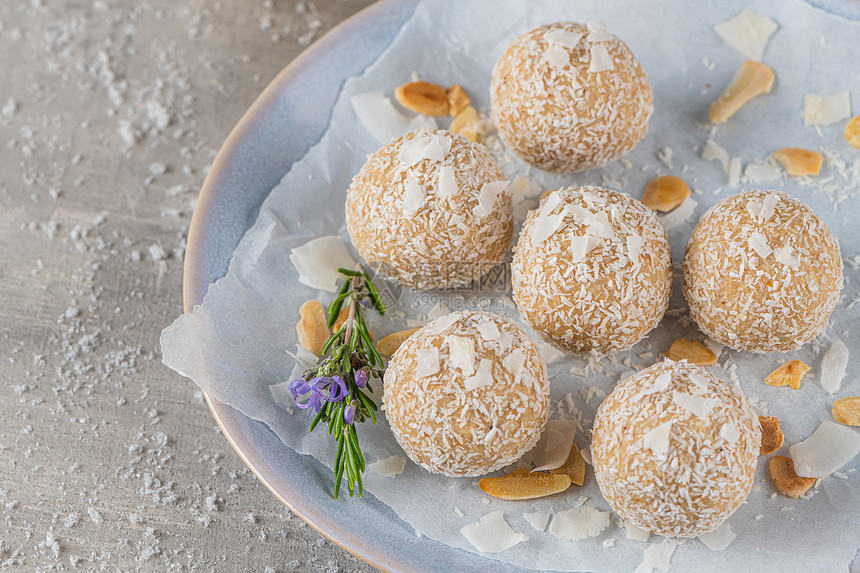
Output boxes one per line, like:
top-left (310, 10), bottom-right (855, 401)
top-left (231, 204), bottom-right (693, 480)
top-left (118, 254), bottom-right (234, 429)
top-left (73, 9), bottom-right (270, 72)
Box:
top-left (512, 186), bottom-right (672, 355)
top-left (490, 21), bottom-right (653, 173)
top-left (383, 311), bottom-right (550, 477)
top-left (345, 128), bottom-right (511, 290)
top-left (682, 190), bottom-right (843, 353)
top-left (591, 360), bottom-right (761, 538)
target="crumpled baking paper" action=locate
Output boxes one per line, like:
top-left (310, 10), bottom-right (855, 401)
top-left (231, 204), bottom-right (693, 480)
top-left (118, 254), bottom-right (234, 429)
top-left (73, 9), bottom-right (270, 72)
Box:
top-left (162, 0), bottom-right (860, 570)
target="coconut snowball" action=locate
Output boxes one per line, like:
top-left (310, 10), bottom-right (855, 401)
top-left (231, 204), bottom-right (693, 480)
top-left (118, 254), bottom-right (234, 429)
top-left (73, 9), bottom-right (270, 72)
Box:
top-left (591, 361), bottom-right (761, 538)
top-left (682, 190), bottom-right (843, 353)
top-left (345, 128), bottom-right (512, 290)
top-left (383, 311), bottom-right (550, 477)
top-left (490, 22), bottom-right (653, 173)
top-left (512, 186), bottom-right (672, 355)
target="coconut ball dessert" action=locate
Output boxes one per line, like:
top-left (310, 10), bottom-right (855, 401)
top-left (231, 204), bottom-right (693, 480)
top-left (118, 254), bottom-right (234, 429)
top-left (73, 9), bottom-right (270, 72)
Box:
top-left (490, 21), bottom-right (653, 174)
top-left (592, 360), bottom-right (761, 538)
top-left (512, 186), bottom-right (672, 355)
top-left (345, 128), bottom-right (511, 290)
top-left (682, 190), bottom-right (843, 353)
top-left (383, 311), bottom-right (550, 477)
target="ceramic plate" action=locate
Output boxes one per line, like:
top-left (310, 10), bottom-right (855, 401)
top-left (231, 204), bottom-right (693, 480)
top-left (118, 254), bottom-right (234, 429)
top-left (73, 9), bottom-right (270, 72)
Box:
top-left (183, 1), bottom-right (860, 571)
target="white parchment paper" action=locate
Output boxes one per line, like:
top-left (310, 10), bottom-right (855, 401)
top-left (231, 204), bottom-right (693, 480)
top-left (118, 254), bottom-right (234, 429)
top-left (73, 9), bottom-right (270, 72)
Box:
top-left (162, 0), bottom-right (860, 570)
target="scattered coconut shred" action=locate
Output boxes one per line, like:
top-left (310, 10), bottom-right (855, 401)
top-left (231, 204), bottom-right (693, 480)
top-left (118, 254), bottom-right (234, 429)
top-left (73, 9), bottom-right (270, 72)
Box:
top-left (460, 512), bottom-right (528, 553)
top-left (369, 455), bottom-right (406, 478)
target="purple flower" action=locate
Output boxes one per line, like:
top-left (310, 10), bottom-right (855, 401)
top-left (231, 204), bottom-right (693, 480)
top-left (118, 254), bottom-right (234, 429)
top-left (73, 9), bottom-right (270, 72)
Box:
top-left (354, 368), bottom-right (369, 389)
top-left (344, 402), bottom-right (357, 425)
top-left (289, 375), bottom-right (349, 416)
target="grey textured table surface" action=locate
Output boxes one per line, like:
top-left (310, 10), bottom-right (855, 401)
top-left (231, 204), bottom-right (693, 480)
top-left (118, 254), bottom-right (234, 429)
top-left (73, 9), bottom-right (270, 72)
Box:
top-left (0, 0), bottom-right (380, 570)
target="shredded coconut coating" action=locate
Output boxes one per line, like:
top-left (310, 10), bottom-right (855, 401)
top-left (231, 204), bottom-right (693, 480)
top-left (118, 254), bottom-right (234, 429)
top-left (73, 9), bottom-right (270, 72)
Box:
top-left (682, 190), bottom-right (843, 353)
top-left (383, 311), bottom-right (550, 477)
top-left (345, 129), bottom-right (512, 290)
top-left (490, 22), bottom-right (653, 174)
top-left (512, 186), bottom-right (672, 355)
top-left (592, 361), bottom-right (761, 538)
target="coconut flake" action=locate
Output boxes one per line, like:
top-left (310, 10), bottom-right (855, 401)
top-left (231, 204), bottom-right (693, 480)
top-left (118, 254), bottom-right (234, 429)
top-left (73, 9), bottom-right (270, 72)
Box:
top-left (627, 234), bottom-right (643, 265)
top-left (460, 512), bottom-right (528, 553)
top-left (369, 455), bottom-right (406, 478)
top-left (659, 197), bottom-right (698, 231)
top-left (532, 202), bottom-right (566, 243)
top-left (760, 193), bottom-right (780, 220)
top-left (415, 347), bottom-right (440, 378)
top-left (289, 236), bottom-right (357, 293)
top-left (644, 371), bottom-right (672, 395)
top-left (703, 339), bottom-right (724, 359)
top-left (635, 539), bottom-right (677, 573)
top-left (549, 507), bottom-right (610, 541)
top-left (773, 245), bottom-right (799, 268)
top-left (688, 371), bottom-right (711, 391)
top-left (672, 391), bottom-right (717, 417)
top-left (447, 336), bottom-right (476, 376)
top-left (582, 210), bottom-right (615, 240)
top-left (542, 44), bottom-right (570, 70)
top-left (523, 512), bottom-right (551, 532)
top-left (728, 157), bottom-right (743, 187)
top-left (745, 162), bottom-right (782, 183)
top-left (720, 422), bottom-right (740, 444)
top-left (421, 135), bottom-right (446, 163)
top-left (540, 190), bottom-right (563, 213)
top-left (510, 176), bottom-right (543, 200)
top-left (544, 28), bottom-right (583, 49)
top-left (430, 313), bottom-right (460, 334)
top-left (530, 418), bottom-right (577, 471)
top-left (538, 342), bottom-right (565, 364)
top-left (403, 176), bottom-right (426, 216)
top-left (589, 44), bottom-right (614, 73)
top-left (804, 92), bottom-right (851, 126)
top-left (502, 348), bottom-right (526, 380)
top-left (474, 181), bottom-right (507, 219)
top-left (350, 92), bottom-right (436, 144)
top-left (437, 165), bottom-right (457, 198)
top-left (465, 358), bottom-right (494, 391)
top-left (698, 523), bottom-right (736, 551)
top-left (398, 133), bottom-right (433, 166)
top-left (789, 421), bottom-right (860, 478)
top-left (713, 9), bottom-right (778, 61)
top-left (290, 344), bottom-right (319, 369)
top-left (747, 231), bottom-right (773, 259)
top-left (586, 21), bottom-right (614, 42)
top-left (624, 520), bottom-right (650, 542)
top-left (702, 141), bottom-right (730, 171)
top-left (581, 446), bottom-right (592, 466)
top-left (476, 320), bottom-right (500, 341)
top-left (569, 234), bottom-right (596, 264)
top-left (820, 338), bottom-right (848, 393)
top-left (643, 421), bottom-right (673, 458)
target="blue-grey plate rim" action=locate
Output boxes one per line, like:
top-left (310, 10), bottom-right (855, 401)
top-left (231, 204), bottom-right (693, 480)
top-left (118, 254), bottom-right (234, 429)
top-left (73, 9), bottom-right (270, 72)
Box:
top-left (182, 1), bottom-right (859, 571)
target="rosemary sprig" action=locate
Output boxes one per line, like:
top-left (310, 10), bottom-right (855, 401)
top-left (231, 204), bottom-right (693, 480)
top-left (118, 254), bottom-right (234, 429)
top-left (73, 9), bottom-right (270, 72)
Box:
top-left (287, 265), bottom-right (385, 499)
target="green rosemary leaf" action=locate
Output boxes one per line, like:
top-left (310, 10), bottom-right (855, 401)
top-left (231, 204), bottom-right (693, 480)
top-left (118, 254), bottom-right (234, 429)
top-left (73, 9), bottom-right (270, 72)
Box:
top-left (308, 405), bottom-right (327, 432)
top-left (356, 391), bottom-right (377, 423)
top-left (349, 427), bottom-right (365, 472)
top-left (336, 267), bottom-right (361, 277)
top-left (333, 459), bottom-right (344, 500)
top-left (363, 273), bottom-right (386, 315)
top-left (327, 279), bottom-right (352, 327)
top-left (349, 326), bottom-right (360, 353)
top-left (321, 326), bottom-right (344, 356)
